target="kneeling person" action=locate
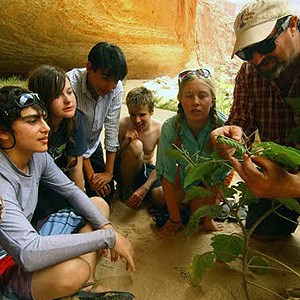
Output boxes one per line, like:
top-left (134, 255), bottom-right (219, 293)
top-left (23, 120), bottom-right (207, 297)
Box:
top-left (115, 87), bottom-right (164, 208)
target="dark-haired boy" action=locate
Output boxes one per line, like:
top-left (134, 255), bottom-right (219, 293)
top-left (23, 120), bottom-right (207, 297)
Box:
top-left (67, 42), bottom-right (128, 200)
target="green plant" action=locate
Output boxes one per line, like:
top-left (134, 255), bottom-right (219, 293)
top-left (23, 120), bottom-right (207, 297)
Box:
top-left (168, 138), bottom-right (300, 300)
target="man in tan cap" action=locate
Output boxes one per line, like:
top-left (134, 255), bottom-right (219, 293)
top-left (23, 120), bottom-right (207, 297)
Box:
top-left (211, 0), bottom-right (300, 240)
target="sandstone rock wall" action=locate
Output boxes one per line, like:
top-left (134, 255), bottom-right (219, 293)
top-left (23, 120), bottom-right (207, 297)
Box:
top-left (0, 0), bottom-right (235, 79)
top-left (195, 0), bottom-right (236, 69)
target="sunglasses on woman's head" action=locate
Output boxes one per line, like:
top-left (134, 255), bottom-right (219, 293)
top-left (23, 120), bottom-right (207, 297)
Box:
top-left (178, 69), bottom-right (211, 84)
top-left (2, 92), bottom-right (43, 117)
top-left (15, 93), bottom-right (41, 107)
top-left (236, 16), bottom-right (291, 61)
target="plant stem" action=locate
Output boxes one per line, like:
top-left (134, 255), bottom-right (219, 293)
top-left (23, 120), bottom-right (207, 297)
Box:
top-left (172, 144), bottom-right (196, 165)
top-left (249, 250), bottom-right (300, 277)
top-left (247, 265), bottom-right (294, 273)
top-left (242, 230), bottom-right (251, 300)
top-left (247, 280), bottom-right (286, 299)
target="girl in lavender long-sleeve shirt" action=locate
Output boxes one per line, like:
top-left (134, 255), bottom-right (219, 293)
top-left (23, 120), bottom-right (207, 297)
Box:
top-left (0, 86), bottom-right (135, 300)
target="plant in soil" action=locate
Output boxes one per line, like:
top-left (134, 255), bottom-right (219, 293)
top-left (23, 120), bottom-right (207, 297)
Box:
top-left (167, 136), bottom-right (300, 300)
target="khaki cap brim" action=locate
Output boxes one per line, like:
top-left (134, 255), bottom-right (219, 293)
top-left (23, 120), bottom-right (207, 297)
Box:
top-left (231, 19), bottom-right (277, 58)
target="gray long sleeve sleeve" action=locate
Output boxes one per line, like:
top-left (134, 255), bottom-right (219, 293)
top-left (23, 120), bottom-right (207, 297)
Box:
top-left (0, 151), bottom-right (116, 272)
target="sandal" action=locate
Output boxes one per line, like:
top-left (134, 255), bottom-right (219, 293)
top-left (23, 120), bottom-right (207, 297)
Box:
top-left (228, 205), bottom-right (248, 222)
top-left (148, 206), bottom-right (169, 228)
top-left (72, 290), bottom-right (135, 300)
top-left (71, 282), bottom-right (135, 300)
top-left (215, 200), bottom-right (248, 222)
top-left (215, 203), bottom-right (230, 221)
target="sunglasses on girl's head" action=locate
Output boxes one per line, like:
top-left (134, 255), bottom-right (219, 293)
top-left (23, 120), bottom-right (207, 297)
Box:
top-left (15, 93), bottom-right (41, 107)
top-left (2, 92), bottom-right (43, 117)
top-left (236, 16), bottom-right (291, 61)
top-left (178, 68), bottom-right (211, 84)
top-left (5, 93), bottom-right (42, 111)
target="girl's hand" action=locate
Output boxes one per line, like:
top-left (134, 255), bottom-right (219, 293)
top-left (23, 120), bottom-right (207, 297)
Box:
top-left (158, 219), bottom-right (182, 239)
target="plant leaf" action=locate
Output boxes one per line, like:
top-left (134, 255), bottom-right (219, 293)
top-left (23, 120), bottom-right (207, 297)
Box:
top-left (211, 164), bottom-right (232, 185)
top-left (232, 181), bottom-right (260, 206)
top-left (188, 253), bottom-right (216, 285)
top-left (219, 182), bottom-right (237, 199)
top-left (184, 186), bottom-right (211, 202)
top-left (184, 161), bottom-right (217, 188)
top-left (185, 205), bottom-right (221, 237)
top-left (253, 142), bottom-right (300, 171)
top-left (211, 234), bottom-right (244, 263)
top-left (165, 148), bottom-right (190, 164)
top-left (210, 150), bottom-right (223, 160)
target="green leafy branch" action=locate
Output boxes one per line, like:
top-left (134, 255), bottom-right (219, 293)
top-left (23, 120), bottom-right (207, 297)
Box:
top-left (169, 137), bottom-right (300, 300)
top-left (216, 135), bottom-right (300, 172)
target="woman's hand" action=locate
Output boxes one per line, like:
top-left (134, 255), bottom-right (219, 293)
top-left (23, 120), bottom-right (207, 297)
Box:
top-left (158, 219), bottom-right (182, 238)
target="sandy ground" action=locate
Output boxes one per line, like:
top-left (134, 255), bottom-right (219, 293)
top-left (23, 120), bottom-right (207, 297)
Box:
top-left (95, 80), bottom-right (300, 300)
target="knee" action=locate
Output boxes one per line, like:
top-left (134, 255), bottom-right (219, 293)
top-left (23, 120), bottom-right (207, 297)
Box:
top-left (124, 139), bottom-right (143, 158)
top-left (90, 196), bottom-right (110, 218)
top-left (150, 187), bottom-right (165, 206)
top-left (56, 258), bottom-right (91, 293)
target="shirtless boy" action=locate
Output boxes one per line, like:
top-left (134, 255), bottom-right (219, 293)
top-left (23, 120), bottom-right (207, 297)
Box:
top-left (115, 87), bottom-right (164, 209)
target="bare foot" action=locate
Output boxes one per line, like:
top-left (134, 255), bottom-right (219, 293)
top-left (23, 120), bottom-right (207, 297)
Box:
top-left (203, 217), bottom-right (224, 231)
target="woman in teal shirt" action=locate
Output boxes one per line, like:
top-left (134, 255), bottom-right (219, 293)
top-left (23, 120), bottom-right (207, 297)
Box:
top-left (156, 69), bottom-right (229, 237)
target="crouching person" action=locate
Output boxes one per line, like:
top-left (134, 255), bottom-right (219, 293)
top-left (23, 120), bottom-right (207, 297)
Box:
top-left (0, 86), bottom-right (135, 300)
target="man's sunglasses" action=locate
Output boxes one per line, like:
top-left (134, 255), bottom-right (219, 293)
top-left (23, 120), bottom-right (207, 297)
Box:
top-left (178, 68), bottom-right (211, 84)
top-left (236, 16), bottom-right (291, 61)
top-left (3, 93), bottom-right (42, 117)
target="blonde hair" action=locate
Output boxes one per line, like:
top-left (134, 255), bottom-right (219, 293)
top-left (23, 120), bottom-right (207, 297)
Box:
top-left (126, 86), bottom-right (154, 112)
top-left (177, 74), bottom-right (216, 100)
top-left (174, 74), bottom-right (218, 148)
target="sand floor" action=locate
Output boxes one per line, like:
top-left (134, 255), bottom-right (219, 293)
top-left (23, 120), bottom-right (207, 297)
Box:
top-left (93, 80), bottom-right (300, 300)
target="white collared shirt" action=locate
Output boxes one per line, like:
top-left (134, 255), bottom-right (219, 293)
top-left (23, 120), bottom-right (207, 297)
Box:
top-left (67, 68), bottom-right (123, 158)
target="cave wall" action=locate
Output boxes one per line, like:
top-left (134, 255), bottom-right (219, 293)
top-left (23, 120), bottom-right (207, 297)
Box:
top-left (195, 0), bottom-right (236, 68)
top-left (0, 0), bottom-right (235, 79)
